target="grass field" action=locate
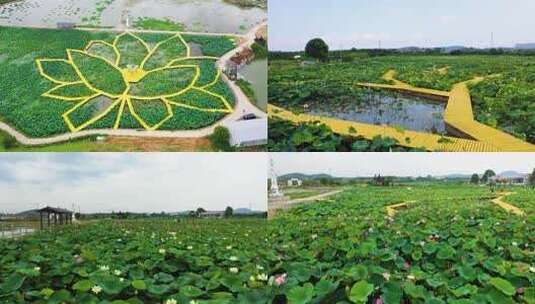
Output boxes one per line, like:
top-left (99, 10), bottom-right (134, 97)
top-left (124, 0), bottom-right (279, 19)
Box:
top-left (0, 26), bottom-right (237, 138)
top-left (2, 183), bottom-right (533, 303)
top-left (269, 55), bottom-right (535, 144)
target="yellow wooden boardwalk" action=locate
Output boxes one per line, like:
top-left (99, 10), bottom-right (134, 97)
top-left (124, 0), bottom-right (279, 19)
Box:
top-left (492, 192), bottom-right (526, 216)
top-left (386, 201), bottom-right (416, 217)
top-left (269, 69), bottom-right (535, 152)
top-left (269, 105), bottom-right (499, 152)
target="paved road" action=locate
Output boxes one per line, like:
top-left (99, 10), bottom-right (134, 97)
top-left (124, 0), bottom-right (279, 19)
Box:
top-left (289, 190), bottom-right (344, 205)
top-left (0, 22), bottom-right (267, 146)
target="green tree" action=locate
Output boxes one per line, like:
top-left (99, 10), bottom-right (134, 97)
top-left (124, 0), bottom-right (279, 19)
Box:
top-left (305, 38), bottom-right (329, 61)
top-left (224, 206), bottom-right (233, 218)
top-left (470, 173), bottom-right (480, 185)
top-left (528, 168), bottom-right (535, 189)
top-left (209, 126), bottom-right (232, 151)
top-left (195, 207), bottom-right (206, 217)
top-left (481, 169), bottom-right (496, 183)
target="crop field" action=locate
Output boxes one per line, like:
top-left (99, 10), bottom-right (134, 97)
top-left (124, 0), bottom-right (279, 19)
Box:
top-left (0, 26), bottom-right (237, 138)
top-left (269, 55), bottom-right (535, 143)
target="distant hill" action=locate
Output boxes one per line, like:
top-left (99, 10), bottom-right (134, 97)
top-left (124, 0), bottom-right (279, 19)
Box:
top-left (441, 45), bottom-right (468, 53)
top-left (440, 173), bottom-right (472, 179)
top-left (515, 43), bottom-right (535, 50)
top-left (279, 173), bottom-right (334, 180)
top-left (498, 171), bottom-right (528, 178)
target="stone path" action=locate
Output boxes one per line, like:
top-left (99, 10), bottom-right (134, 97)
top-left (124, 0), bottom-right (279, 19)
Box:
top-left (288, 190), bottom-right (344, 205)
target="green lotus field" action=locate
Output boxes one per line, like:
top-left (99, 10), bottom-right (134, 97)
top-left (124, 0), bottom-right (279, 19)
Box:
top-left (1, 183), bottom-right (534, 303)
top-left (0, 26), bottom-right (237, 137)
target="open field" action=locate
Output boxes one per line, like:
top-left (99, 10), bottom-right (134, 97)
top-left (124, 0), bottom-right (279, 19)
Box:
top-left (269, 55), bottom-right (535, 149)
top-left (0, 26), bottom-right (237, 139)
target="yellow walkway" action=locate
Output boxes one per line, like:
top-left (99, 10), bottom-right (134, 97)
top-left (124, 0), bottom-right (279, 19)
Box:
top-left (269, 105), bottom-right (500, 152)
top-left (270, 69), bottom-right (535, 151)
top-left (386, 201), bottom-right (416, 217)
top-left (359, 70), bottom-right (535, 151)
top-left (492, 192), bottom-right (525, 216)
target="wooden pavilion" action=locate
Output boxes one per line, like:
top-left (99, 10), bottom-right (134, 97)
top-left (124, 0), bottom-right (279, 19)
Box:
top-left (38, 207), bottom-right (74, 229)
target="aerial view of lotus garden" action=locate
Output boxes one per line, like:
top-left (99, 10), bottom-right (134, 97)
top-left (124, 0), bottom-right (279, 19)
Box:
top-left (0, 0), bottom-right (267, 151)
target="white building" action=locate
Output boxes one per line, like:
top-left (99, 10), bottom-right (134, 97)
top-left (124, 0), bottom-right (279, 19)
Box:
top-left (287, 178), bottom-right (303, 187)
top-left (225, 118), bottom-right (267, 147)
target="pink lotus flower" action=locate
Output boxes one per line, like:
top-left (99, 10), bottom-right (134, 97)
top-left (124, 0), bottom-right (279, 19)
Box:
top-left (375, 297), bottom-right (384, 304)
top-left (274, 273), bottom-right (287, 286)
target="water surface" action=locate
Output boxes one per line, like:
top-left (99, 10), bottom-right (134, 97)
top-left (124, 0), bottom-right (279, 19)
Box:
top-left (305, 93), bottom-right (447, 134)
top-left (0, 0), bottom-right (265, 33)
top-left (240, 58), bottom-right (267, 111)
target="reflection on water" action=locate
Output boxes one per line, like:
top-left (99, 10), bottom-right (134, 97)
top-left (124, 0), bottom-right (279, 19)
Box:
top-left (0, 227), bottom-right (35, 238)
top-left (0, 0), bottom-right (265, 33)
top-left (239, 58), bottom-right (267, 111)
top-left (306, 93), bottom-right (447, 134)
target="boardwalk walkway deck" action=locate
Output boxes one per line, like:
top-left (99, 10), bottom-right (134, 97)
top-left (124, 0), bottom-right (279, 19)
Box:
top-left (270, 69), bottom-right (535, 152)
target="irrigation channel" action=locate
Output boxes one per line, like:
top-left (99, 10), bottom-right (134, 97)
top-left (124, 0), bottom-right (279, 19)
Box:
top-left (0, 0), bottom-right (265, 34)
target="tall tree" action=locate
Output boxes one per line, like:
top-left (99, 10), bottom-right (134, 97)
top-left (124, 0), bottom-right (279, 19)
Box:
top-left (481, 169), bottom-right (496, 183)
top-left (470, 173), bottom-right (480, 185)
top-left (528, 168), bottom-right (535, 189)
top-left (224, 206), bottom-right (233, 218)
top-left (305, 38), bottom-right (329, 61)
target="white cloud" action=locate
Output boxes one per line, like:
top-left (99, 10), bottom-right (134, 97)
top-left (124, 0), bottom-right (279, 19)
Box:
top-left (0, 153), bottom-right (267, 213)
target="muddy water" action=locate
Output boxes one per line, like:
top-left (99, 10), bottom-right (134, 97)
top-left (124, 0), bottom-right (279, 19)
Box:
top-left (0, 0), bottom-right (265, 33)
top-left (305, 93), bottom-right (447, 134)
top-left (240, 58), bottom-right (267, 111)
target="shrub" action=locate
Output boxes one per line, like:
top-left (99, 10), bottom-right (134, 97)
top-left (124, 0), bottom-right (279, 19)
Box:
top-left (305, 38), bottom-right (329, 61)
top-left (209, 126), bottom-right (232, 151)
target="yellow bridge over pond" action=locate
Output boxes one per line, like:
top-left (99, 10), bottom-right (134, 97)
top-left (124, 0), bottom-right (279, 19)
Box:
top-left (268, 70), bottom-right (535, 152)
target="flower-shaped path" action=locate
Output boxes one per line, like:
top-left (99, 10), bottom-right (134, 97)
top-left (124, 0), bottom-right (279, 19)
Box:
top-left (36, 32), bottom-right (233, 132)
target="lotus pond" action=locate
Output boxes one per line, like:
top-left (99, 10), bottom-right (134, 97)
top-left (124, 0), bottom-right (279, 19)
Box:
top-left (0, 26), bottom-right (237, 138)
top-left (1, 183), bottom-right (534, 303)
top-left (0, 0), bottom-right (265, 34)
top-left (302, 92), bottom-right (446, 134)
top-left (269, 55), bottom-right (535, 143)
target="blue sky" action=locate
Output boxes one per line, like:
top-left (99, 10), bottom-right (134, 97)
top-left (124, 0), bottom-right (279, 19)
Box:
top-left (269, 0), bottom-right (535, 50)
top-left (0, 153), bottom-right (267, 213)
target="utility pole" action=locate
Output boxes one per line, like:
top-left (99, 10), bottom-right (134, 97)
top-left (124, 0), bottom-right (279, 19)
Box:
top-left (490, 32), bottom-right (494, 48)
top-left (378, 40), bottom-right (382, 49)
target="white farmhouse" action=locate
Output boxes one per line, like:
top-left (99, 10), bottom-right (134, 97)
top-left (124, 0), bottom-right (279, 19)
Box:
top-left (224, 118), bottom-right (267, 147)
top-left (287, 178), bottom-right (303, 187)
